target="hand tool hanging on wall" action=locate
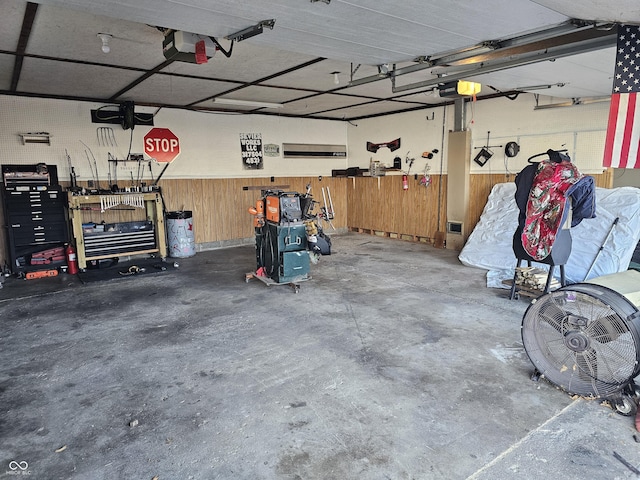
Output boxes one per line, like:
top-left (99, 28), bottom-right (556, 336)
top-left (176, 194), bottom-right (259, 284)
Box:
top-left (403, 151), bottom-right (415, 191)
top-left (419, 164), bottom-right (432, 187)
top-left (65, 149), bottom-right (79, 191)
top-left (96, 127), bottom-right (117, 147)
top-left (80, 140), bottom-right (100, 189)
top-left (108, 152), bottom-right (118, 190)
top-left (419, 149), bottom-right (439, 187)
top-left (83, 150), bottom-right (96, 187)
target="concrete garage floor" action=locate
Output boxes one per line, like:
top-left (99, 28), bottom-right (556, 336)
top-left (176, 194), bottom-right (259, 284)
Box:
top-left (1, 232), bottom-right (639, 479)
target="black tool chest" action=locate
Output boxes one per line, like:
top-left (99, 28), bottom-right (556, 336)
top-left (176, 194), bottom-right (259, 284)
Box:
top-left (2, 164), bottom-right (69, 274)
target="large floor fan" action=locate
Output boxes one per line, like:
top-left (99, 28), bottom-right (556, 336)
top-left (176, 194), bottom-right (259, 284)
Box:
top-left (522, 271), bottom-right (640, 415)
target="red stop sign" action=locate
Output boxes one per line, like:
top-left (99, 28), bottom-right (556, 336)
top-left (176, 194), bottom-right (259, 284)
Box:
top-left (144, 128), bottom-right (181, 163)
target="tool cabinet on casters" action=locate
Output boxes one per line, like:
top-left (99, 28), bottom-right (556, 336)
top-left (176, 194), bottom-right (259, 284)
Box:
top-left (67, 191), bottom-right (167, 270)
top-left (1, 164), bottom-right (69, 276)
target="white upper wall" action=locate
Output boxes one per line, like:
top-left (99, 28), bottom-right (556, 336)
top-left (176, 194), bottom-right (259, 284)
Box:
top-left (348, 93), bottom-right (611, 175)
top-left (0, 92), bottom-right (614, 184)
top-left (0, 96), bottom-right (349, 183)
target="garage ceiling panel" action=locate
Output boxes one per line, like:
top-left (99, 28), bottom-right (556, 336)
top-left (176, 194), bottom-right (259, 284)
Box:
top-left (18, 58), bottom-right (143, 99)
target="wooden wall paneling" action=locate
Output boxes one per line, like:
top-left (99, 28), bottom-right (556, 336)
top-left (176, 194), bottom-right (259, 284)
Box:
top-left (467, 174), bottom-right (511, 236)
top-left (196, 179), bottom-right (215, 243)
top-left (345, 174), bottom-right (448, 242)
top-left (160, 178), bottom-right (200, 240)
top-left (225, 179), bottom-right (238, 241)
top-left (7, 168), bottom-right (614, 265)
top-left (346, 177), bottom-right (359, 229)
top-left (595, 168), bottom-right (614, 188)
top-left (359, 177), bottom-right (375, 231)
top-left (402, 176), bottom-right (421, 236)
top-left (234, 178), bottom-right (262, 240)
top-left (424, 174), bottom-right (446, 239)
top-left (465, 170), bottom-right (613, 241)
top-left (352, 177), bottom-right (366, 230)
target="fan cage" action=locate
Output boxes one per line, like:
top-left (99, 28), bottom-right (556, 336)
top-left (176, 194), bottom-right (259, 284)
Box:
top-left (522, 283), bottom-right (640, 398)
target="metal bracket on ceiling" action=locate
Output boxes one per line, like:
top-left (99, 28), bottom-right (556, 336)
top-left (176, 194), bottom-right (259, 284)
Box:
top-left (347, 19), bottom-right (617, 94)
top-left (532, 94), bottom-right (610, 110)
top-left (226, 19), bottom-right (276, 43)
top-left (350, 63), bottom-right (361, 84)
top-left (211, 18), bottom-right (276, 58)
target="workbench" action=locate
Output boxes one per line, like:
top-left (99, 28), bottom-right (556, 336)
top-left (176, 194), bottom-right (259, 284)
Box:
top-left (67, 192), bottom-right (167, 269)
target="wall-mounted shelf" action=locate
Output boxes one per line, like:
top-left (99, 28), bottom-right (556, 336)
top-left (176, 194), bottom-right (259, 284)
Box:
top-left (18, 132), bottom-right (52, 145)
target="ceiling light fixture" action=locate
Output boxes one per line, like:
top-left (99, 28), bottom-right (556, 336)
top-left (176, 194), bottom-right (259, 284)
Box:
top-left (377, 64), bottom-right (390, 77)
top-left (97, 33), bottom-right (112, 54)
top-left (213, 98), bottom-right (284, 109)
top-left (331, 71), bottom-right (340, 85)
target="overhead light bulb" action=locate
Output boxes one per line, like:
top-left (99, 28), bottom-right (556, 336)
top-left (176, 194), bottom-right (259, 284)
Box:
top-left (332, 72), bottom-right (340, 85)
top-left (97, 33), bottom-right (112, 54)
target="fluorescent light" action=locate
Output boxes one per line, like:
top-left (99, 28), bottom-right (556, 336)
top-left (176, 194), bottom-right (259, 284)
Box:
top-left (213, 98), bottom-right (284, 109)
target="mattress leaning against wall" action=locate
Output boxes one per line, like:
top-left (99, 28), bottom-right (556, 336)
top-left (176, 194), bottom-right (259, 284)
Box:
top-left (458, 183), bottom-right (640, 288)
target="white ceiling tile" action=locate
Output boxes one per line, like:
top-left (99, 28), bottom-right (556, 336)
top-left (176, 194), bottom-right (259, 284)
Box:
top-left (533, 0), bottom-right (640, 23)
top-left (4, 0), bottom-right (634, 119)
top-left (0, 2), bottom-right (26, 51)
top-left (0, 54), bottom-right (15, 90)
top-left (161, 43), bottom-right (319, 83)
top-left (29, 4), bottom-right (165, 69)
top-left (18, 57), bottom-right (143, 99)
top-left (120, 76), bottom-right (239, 106)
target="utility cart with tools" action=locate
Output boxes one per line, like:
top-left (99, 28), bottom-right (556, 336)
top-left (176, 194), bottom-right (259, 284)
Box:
top-left (246, 186), bottom-right (332, 293)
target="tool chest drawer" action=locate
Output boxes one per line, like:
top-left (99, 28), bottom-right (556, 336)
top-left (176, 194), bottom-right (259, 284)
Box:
top-left (2, 168), bottom-right (69, 275)
top-left (10, 222), bottom-right (69, 244)
top-left (83, 223), bottom-right (156, 257)
top-left (5, 187), bottom-right (64, 204)
top-left (8, 211), bottom-right (67, 225)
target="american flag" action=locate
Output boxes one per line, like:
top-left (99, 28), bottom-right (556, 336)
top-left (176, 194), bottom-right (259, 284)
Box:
top-left (603, 25), bottom-right (640, 169)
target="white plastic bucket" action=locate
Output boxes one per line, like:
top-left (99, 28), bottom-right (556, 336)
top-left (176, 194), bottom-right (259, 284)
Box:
top-left (167, 211), bottom-right (195, 258)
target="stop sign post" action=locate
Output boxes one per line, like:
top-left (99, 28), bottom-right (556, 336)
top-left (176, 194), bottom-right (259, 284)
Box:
top-left (144, 128), bottom-right (180, 163)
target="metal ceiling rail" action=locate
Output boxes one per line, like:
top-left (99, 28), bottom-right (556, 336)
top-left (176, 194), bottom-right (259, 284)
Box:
top-left (393, 29), bottom-right (616, 93)
top-left (348, 19), bottom-right (617, 93)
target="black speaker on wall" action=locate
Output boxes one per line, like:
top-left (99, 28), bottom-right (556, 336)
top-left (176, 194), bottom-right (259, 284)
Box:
top-left (119, 101), bottom-right (135, 130)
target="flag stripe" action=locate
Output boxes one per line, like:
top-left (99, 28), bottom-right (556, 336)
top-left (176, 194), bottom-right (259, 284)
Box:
top-left (604, 93), bottom-right (640, 168)
top-left (603, 94), bottom-right (621, 167)
top-left (631, 97), bottom-right (640, 168)
top-left (619, 93), bottom-right (637, 168)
